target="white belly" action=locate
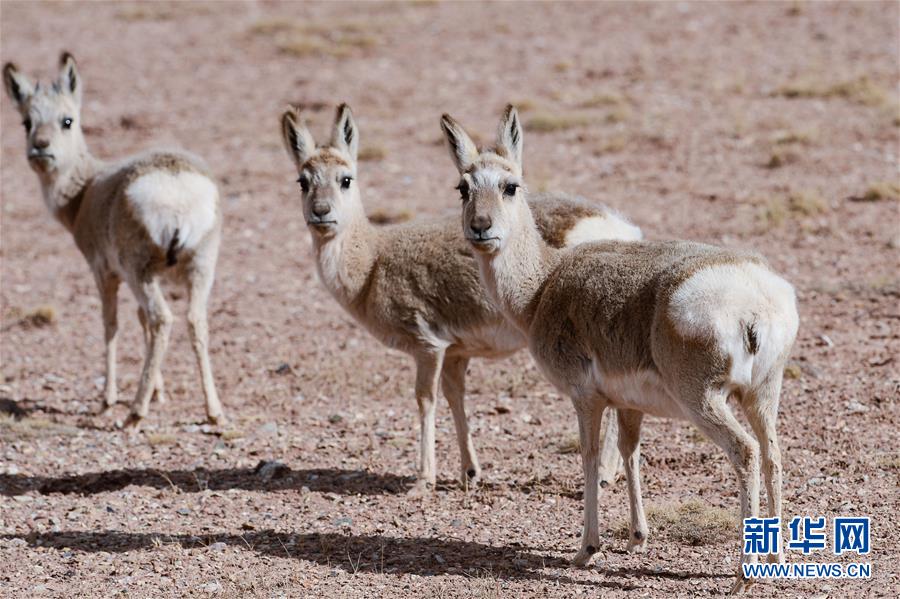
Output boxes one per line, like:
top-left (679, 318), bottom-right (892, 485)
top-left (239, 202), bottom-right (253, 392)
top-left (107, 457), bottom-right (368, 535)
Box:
top-left (593, 366), bottom-right (686, 420)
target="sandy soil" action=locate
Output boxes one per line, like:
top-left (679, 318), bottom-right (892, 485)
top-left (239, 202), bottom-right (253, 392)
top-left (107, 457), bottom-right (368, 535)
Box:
top-left (1, 1), bottom-right (898, 597)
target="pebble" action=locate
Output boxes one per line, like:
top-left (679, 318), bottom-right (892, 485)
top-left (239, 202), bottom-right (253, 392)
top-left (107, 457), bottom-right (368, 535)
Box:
top-left (333, 517), bottom-right (353, 527)
top-left (207, 542), bottom-right (227, 552)
top-left (846, 401), bottom-right (868, 414)
top-left (257, 422), bottom-right (278, 437)
top-left (177, 508), bottom-right (191, 516)
top-left (199, 581), bottom-right (221, 593)
top-left (254, 460), bottom-right (290, 480)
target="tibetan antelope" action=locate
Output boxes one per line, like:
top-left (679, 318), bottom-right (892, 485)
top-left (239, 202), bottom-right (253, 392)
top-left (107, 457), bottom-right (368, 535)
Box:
top-left (280, 104), bottom-right (642, 493)
top-left (441, 105), bottom-right (798, 590)
top-left (3, 53), bottom-right (224, 426)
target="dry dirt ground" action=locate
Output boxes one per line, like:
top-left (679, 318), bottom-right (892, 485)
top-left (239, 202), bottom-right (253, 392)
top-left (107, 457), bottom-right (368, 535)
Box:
top-left (1, 1), bottom-right (898, 597)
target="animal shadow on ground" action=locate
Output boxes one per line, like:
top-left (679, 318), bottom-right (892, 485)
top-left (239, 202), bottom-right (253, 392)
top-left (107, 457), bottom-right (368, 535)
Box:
top-left (0, 465), bottom-right (412, 497)
top-left (1, 529), bottom-right (689, 590)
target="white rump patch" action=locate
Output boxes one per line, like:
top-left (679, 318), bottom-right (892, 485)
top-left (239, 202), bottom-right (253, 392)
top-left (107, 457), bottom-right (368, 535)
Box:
top-left (668, 263), bottom-right (798, 387)
top-left (125, 171), bottom-right (218, 251)
top-left (564, 214), bottom-right (642, 247)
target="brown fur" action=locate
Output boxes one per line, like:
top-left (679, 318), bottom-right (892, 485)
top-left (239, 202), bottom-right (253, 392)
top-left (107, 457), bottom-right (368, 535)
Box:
top-left (281, 104), bottom-right (641, 491)
top-left (3, 53), bottom-right (225, 426)
top-left (442, 105), bottom-right (798, 587)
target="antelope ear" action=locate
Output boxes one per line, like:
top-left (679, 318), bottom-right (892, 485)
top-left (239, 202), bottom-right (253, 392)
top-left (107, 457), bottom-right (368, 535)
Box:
top-left (3, 62), bottom-right (34, 108)
top-left (58, 51), bottom-right (82, 106)
top-left (280, 106), bottom-right (316, 168)
top-left (440, 113), bottom-right (479, 174)
top-left (496, 104), bottom-right (523, 170)
top-left (330, 103), bottom-right (358, 163)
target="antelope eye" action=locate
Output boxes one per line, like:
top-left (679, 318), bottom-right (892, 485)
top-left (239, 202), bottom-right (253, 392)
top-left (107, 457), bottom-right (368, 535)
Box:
top-left (456, 181), bottom-right (469, 201)
top-left (340, 176), bottom-right (352, 190)
top-left (503, 183), bottom-right (518, 197)
top-left (61, 117), bottom-right (73, 130)
top-left (297, 176), bottom-right (310, 193)
top-left (22, 118), bottom-right (32, 132)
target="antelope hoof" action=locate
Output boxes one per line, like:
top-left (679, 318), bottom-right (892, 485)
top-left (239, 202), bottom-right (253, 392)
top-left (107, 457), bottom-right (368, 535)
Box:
top-left (626, 530), bottom-right (648, 553)
top-left (151, 389), bottom-right (166, 405)
top-left (461, 467), bottom-right (481, 489)
top-left (406, 479), bottom-right (434, 497)
top-left (572, 544), bottom-right (598, 567)
top-left (123, 412), bottom-right (143, 431)
top-left (207, 412), bottom-right (227, 426)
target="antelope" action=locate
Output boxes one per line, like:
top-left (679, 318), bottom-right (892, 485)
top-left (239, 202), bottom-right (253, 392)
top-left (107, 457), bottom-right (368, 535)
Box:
top-left (280, 104), bottom-right (642, 493)
top-left (3, 53), bottom-right (224, 426)
top-left (441, 105), bottom-right (799, 590)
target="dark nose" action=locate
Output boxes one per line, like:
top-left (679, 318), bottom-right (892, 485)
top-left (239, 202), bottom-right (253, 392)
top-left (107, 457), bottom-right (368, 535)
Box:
top-left (33, 138), bottom-right (50, 150)
top-left (311, 202), bottom-right (331, 218)
top-left (470, 215), bottom-right (492, 236)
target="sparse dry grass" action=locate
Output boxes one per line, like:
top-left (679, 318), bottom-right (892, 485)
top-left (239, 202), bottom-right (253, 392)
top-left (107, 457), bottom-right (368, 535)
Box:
top-left (849, 181), bottom-right (900, 202)
top-left (509, 98), bottom-right (538, 113)
top-left (357, 145), bottom-right (387, 162)
top-left (6, 305), bottom-right (56, 329)
top-left (146, 432), bottom-right (178, 446)
top-left (614, 500), bottom-right (737, 546)
top-left (764, 149), bottom-right (799, 169)
top-left (0, 414), bottom-right (79, 440)
top-left (783, 363), bottom-right (803, 379)
top-left (775, 75), bottom-right (890, 106)
top-left (759, 189), bottom-right (828, 227)
top-left (116, 2), bottom-right (214, 21)
top-left (594, 134), bottom-right (629, 155)
top-left (771, 128), bottom-right (816, 145)
top-left (249, 18), bottom-right (379, 59)
top-left (526, 112), bottom-right (595, 133)
top-left (580, 92), bottom-right (628, 109)
top-left (368, 208), bottom-right (413, 225)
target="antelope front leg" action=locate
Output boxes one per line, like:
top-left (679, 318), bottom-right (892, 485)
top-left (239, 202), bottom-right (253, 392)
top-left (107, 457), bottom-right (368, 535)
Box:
top-left (95, 274), bottom-right (119, 411)
top-left (572, 398), bottom-right (606, 566)
top-left (617, 409), bottom-right (648, 552)
top-left (440, 356), bottom-right (481, 488)
top-left (409, 351), bottom-right (444, 495)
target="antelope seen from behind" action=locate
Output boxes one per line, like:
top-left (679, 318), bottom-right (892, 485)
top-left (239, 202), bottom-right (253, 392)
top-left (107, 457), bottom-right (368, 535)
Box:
top-left (280, 104), bottom-right (642, 493)
top-left (3, 53), bottom-right (225, 426)
top-left (441, 106), bottom-right (799, 591)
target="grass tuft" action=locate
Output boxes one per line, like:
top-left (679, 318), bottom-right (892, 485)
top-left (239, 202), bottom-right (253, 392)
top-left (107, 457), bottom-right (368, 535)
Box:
top-left (614, 500), bottom-right (737, 546)
top-left (775, 75), bottom-right (889, 106)
top-left (849, 181), bottom-right (900, 202)
top-left (357, 145), bottom-right (387, 162)
top-left (526, 112), bottom-right (595, 133)
top-left (249, 19), bottom-right (379, 59)
top-left (368, 208), bottom-right (413, 225)
top-left (0, 414), bottom-right (79, 439)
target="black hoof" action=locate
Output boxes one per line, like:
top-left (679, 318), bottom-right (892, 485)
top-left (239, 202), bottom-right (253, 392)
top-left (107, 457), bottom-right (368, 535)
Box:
top-left (466, 468), bottom-right (477, 479)
top-left (599, 480), bottom-right (609, 488)
top-left (634, 530), bottom-right (645, 540)
top-left (586, 545), bottom-right (597, 555)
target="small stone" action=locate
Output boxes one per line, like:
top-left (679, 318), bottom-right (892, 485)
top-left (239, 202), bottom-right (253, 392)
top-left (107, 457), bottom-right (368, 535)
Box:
top-left (328, 414), bottom-right (343, 424)
top-left (333, 517), bottom-right (353, 528)
top-left (177, 508), bottom-right (191, 516)
top-left (207, 542), bottom-right (227, 552)
top-left (846, 401), bottom-right (868, 414)
top-left (199, 580), bottom-right (221, 593)
top-left (274, 363), bottom-right (292, 375)
top-left (257, 422), bottom-right (278, 437)
top-left (254, 460), bottom-right (290, 480)
top-left (13, 495), bottom-right (32, 503)
top-left (818, 334), bottom-right (834, 348)
top-left (433, 553), bottom-right (445, 564)
top-left (450, 519), bottom-right (462, 528)
top-left (106, 505), bottom-right (116, 513)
